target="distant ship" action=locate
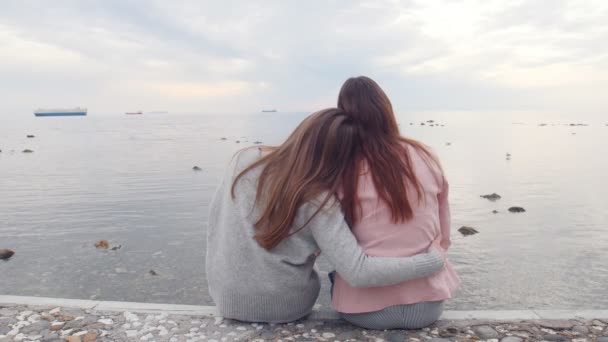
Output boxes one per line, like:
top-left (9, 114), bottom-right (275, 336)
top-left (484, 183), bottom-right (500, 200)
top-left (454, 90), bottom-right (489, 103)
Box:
top-left (261, 109), bottom-right (277, 112)
top-left (125, 111), bottom-right (143, 115)
top-left (34, 107), bottom-right (87, 117)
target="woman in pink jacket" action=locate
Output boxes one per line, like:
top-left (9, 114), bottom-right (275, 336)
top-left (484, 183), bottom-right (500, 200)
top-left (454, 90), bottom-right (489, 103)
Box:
top-left (330, 76), bottom-right (460, 329)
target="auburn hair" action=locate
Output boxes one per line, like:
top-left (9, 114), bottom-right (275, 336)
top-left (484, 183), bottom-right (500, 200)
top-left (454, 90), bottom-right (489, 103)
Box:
top-left (231, 108), bottom-right (363, 250)
top-left (337, 76), bottom-right (441, 225)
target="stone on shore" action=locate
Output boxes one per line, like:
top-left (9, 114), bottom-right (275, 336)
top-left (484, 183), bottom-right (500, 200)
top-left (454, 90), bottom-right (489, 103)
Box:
top-left (94, 240), bottom-right (109, 249)
top-left (474, 325), bottom-right (499, 339)
top-left (458, 226), bottom-right (479, 236)
top-left (0, 249), bottom-right (15, 260)
top-left (501, 337), bottom-right (523, 342)
top-left (539, 320), bottom-right (575, 330)
top-left (481, 193), bottom-right (502, 201)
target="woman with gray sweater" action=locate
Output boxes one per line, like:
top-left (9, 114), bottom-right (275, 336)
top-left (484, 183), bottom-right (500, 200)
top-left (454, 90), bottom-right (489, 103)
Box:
top-left (206, 108), bottom-right (446, 323)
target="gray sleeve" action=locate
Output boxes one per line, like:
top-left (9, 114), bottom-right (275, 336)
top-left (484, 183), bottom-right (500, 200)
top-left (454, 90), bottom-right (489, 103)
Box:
top-left (308, 200), bottom-right (445, 288)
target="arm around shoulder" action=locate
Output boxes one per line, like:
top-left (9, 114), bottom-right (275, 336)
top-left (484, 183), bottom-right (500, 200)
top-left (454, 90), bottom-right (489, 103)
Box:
top-left (308, 199), bottom-right (445, 288)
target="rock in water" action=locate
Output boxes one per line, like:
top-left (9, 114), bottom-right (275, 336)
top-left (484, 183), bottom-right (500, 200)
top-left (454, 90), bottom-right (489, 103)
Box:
top-left (480, 193), bottom-right (501, 201)
top-left (508, 206), bottom-right (526, 213)
top-left (0, 249), bottom-right (15, 260)
top-left (458, 226), bottom-right (479, 236)
top-left (94, 240), bottom-right (109, 249)
top-left (192, 166), bottom-right (202, 171)
top-left (22, 149), bottom-right (34, 153)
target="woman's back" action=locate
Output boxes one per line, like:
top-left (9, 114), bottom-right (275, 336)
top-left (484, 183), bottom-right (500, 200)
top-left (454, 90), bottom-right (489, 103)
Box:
top-left (332, 144), bottom-right (460, 313)
top-left (207, 146), bottom-right (446, 323)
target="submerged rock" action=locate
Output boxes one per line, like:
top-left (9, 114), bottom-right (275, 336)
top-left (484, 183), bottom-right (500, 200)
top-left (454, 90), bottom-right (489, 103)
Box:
top-left (220, 137), bottom-right (227, 140)
top-left (480, 193), bottom-right (501, 201)
top-left (458, 226), bottom-right (479, 236)
top-left (508, 206), bottom-right (526, 213)
top-left (22, 149), bottom-right (34, 153)
top-left (235, 140), bottom-right (241, 143)
top-left (94, 240), bottom-right (109, 249)
top-left (192, 166), bottom-right (202, 171)
top-left (253, 141), bottom-right (263, 145)
top-left (446, 142), bottom-right (451, 146)
top-left (0, 248), bottom-right (15, 260)
top-left (492, 210), bottom-right (499, 214)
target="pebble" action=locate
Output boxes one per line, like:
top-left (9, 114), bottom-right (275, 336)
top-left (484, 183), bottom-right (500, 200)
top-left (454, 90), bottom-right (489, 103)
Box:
top-left (573, 325), bottom-right (589, 335)
top-left (542, 334), bottom-right (570, 341)
top-left (474, 325), bottom-right (499, 339)
top-left (97, 318), bottom-right (113, 325)
top-left (540, 320), bottom-right (575, 330)
top-left (501, 337), bottom-right (524, 342)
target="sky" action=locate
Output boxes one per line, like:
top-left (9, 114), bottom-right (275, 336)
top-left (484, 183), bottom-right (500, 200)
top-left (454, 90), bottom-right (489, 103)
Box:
top-left (1, 0), bottom-right (608, 115)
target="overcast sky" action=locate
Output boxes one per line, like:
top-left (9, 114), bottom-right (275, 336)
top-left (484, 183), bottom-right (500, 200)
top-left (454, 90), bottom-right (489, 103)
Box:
top-left (1, 0), bottom-right (608, 115)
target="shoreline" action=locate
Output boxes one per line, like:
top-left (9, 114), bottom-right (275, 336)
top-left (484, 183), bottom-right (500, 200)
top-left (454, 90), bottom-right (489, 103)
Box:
top-left (2, 295), bottom-right (608, 321)
top-left (1, 295), bottom-right (608, 341)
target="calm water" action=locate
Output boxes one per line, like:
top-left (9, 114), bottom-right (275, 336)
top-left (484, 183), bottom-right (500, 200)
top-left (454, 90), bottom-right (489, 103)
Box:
top-left (1, 112), bottom-right (607, 310)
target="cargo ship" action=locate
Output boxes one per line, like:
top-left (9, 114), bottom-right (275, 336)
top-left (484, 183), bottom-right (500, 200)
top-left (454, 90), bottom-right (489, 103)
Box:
top-left (34, 108), bottom-right (87, 117)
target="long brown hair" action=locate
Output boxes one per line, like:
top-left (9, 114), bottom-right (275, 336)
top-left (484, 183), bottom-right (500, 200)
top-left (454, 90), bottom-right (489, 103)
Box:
top-left (231, 108), bottom-right (362, 250)
top-left (337, 76), bottom-right (440, 225)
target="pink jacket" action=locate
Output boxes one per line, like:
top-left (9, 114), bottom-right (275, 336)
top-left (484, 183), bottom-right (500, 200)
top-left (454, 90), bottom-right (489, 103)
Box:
top-left (331, 145), bottom-right (460, 313)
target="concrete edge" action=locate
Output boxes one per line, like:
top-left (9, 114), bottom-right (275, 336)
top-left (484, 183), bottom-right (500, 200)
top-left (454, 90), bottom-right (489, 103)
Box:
top-left (1, 295), bottom-right (608, 321)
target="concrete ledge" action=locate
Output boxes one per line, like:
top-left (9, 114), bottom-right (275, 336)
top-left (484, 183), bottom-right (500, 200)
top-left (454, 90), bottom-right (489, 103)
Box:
top-left (1, 295), bottom-right (608, 321)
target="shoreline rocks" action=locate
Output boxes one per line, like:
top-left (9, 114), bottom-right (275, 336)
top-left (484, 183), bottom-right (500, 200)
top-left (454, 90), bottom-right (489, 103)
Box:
top-left (1, 304), bottom-right (605, 342)
top-left (481, 193), bottom-right (501, 201)
top-left (0, 248), bottom-right (15, 260)
top-left (94, 240), bottom-right (109, 249)
top-left (458, 226), bottom-right (479, 236)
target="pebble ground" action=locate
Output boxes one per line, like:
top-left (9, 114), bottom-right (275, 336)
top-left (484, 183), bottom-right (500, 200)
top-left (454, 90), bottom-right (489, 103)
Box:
top-left (1, 304), bottom-right (608, 341)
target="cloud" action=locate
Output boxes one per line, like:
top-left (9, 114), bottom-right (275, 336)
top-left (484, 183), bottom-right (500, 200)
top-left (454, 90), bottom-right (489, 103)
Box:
top-left (1, 0), bottom-right (607, 115)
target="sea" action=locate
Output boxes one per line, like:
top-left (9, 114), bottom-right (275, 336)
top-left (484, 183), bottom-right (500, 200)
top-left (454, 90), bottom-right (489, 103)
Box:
top-left (1, 111), bottom-right (607, 310)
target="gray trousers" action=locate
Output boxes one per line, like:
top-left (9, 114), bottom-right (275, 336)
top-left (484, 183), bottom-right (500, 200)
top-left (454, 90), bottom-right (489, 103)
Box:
top-left (340, 300), bottom-right (444, 330)
top-left (329, 271), bottom-right (443, 330)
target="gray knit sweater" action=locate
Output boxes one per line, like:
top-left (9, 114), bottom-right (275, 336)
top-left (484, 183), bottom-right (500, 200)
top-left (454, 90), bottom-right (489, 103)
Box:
top-left (206, 148), bottom-right (445, 323)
